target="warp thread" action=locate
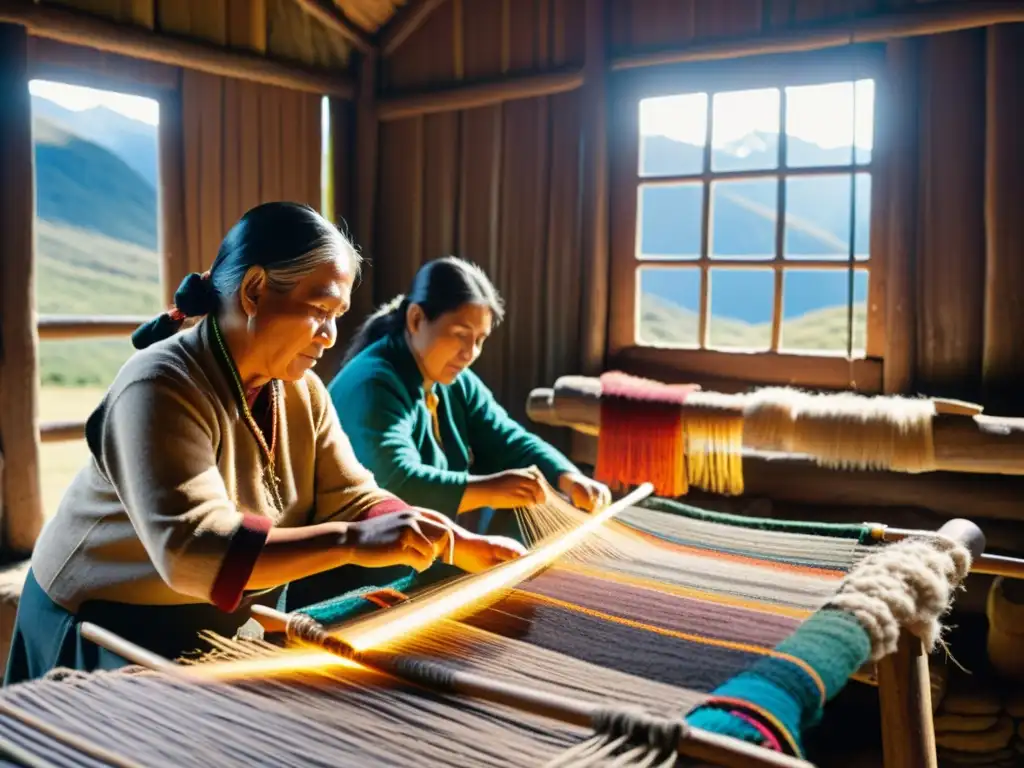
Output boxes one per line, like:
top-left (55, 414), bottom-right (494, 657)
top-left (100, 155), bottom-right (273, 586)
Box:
top-left (545, 707), bottom-right (687, 768)
top-left (826, 535), bottom-right (971, 661)
top-left (286, 611), bottom-right (459, 692)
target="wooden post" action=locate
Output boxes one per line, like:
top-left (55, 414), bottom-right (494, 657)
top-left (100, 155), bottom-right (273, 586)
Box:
top-left (875, 519), bottom-right (985, 768)
top-left (353, 50), bottom-right (378, 314)
top-left (0, 22), bottom-right (44, 553)
top-left (881, 39), bottom-right (919, 395)
top-left (578, 0), bottom-right (609, 376)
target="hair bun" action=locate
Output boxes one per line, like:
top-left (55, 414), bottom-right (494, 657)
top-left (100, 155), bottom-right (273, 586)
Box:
top-left (174, 272), bottom-right (216, 317)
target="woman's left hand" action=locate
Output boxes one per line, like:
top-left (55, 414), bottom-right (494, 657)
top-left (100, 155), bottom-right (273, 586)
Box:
top-left (558, 472), bottom-right (612, 513)
top-left (413, 508), bottom-right (527, 573)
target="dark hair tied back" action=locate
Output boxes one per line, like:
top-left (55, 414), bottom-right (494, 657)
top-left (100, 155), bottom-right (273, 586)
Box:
top-left (131, 201), bottom-right (348, 351)
top-left (341, 256), bottom-right (503, 366)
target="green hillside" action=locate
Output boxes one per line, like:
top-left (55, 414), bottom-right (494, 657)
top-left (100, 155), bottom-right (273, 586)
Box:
top-left (639, 293), bottom-right (867, 354)
top-left (36, 220), bottom-right (160, 387)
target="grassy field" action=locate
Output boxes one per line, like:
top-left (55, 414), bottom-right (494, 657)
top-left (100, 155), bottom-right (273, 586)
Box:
top-left (38, 386), bottom-right (106, 518)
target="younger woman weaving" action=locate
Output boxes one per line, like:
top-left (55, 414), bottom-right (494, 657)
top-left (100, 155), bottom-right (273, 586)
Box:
top-left (327, 256), bottom-right (611, 538)
top-left (5, 204), bottom-right (522, 685)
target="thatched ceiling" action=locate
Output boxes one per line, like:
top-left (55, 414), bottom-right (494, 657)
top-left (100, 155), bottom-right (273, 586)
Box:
top-left (333, 0), bottom-right (407, 33)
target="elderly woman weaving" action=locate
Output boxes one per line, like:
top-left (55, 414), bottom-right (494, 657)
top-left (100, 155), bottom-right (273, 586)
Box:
top-left (4, 203), bottom-right (523, 686)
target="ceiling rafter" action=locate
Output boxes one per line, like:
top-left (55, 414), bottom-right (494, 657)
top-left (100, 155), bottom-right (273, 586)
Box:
top-left (375, 0), bottom-right (449, 57)
top-left (293, 0), bottom-right (374, 53)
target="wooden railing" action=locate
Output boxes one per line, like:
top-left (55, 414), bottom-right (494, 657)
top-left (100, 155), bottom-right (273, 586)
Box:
top-left (37, 313), bottom-right (148, 443)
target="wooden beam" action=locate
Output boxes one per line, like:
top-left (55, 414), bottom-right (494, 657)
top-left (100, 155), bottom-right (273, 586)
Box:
top-left (377, 0), bottom-right (449, 57)
top-left (529, 385), bottom-right (1024, 476)
top-left (293, 0), bottom-right (373, 53)
top-left (377, 67), bottom-right (584, 121)
top-left (39, 422), bottom-right (86, 444)
top-left (37, 316), bottom-right (149, 340)
top-left (0, 0), bottom-right (355, 98)
top-left (579, 0), bottom-right (610, 376)
top-left (0, 23), bottom-right (43, 553)
top-left (353, 51), bottom-right (379, 312)
top-left (611, 1), bottom-right (1024, 71)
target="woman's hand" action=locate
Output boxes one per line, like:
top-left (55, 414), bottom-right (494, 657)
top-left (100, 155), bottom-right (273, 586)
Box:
top-left (558, 472), bottom-right (612, 513)
top-left (413, 507), bottom-right (527, 573)
top-left (340, 510), bottom-right (451, 572)
top-left (451, 533), bottom-right (526, 573)
top-left (467, 466), bottom-right (550, 510)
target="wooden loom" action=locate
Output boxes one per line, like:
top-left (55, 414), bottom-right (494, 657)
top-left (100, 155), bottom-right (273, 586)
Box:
top-left (0, 488), bottom-right (987, 768)
top-left (526, 374), bottom-right (1024, 581)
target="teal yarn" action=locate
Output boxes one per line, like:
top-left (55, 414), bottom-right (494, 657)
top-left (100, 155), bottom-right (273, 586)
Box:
top-left (294, 572), bottom-right (420, 626)
top-left (685, 609), bottom-right (873, 755)
top-left (639, 497), bottom-right (873, 543)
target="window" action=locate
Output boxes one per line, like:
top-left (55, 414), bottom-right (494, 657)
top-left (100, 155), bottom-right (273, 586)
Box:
top-left (610, 52), bottom-right (883, 390)
top-left (29, 79), bottom-right (162, 517)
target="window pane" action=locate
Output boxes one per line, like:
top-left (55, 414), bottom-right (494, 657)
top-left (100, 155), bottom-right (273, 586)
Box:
top-left (637, 183), bottom-right (703, 260)
top-left (784, 173), bottom-right (870, 261)
top-left (710, 179), bottom-right (776, 261)
top-left (31, 80), bottom-right (162, 318)
top-left (780, 268), bottom-right (867, 356)
top-left (639, 93), bottom-right (707, 177)
top-left (708, 268), bottom-right (773, 350)
top-left (785, 79), bottom-right (874, 168)
top-left (636, 266), bottom-right (701, 348)
top-left (711, 88), bottom-right (779, 173)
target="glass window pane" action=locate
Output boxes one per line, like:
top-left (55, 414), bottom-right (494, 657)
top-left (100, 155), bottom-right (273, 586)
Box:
top-left (855, 79), bottom-right (874, 166)
top-left (39, 337), bottom-right (137, 518)
top-left (636, 266), bottom-right (701, 348)
top-left (710, 179), bottom-right (776, 261)
top-left (708, 268), bottom-right (773, 350)
top-left (784, 174), bottom-right (870, 262)
top-left (711, 88), bottom-right (780, 173)
top-left (639, 93), bottom-right (708, 177)
top-left (31, 81), bottom-right (162, 318)
top-left (784, 79), bottom-right (875, 168)
top-left (780, 268), bottom-right (868, 356)
top-left (637, 183), bottom-right (703, 260)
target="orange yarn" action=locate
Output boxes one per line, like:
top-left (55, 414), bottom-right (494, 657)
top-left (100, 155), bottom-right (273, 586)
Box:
top-left (594, 372), bottom-right (699, 497)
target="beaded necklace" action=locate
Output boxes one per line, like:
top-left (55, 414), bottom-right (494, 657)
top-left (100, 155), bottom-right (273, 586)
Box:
top-left (210, 315), bottom-right (283, 510)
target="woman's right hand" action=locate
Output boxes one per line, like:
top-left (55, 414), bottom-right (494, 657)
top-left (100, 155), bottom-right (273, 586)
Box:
top-left (341, 510), bottom-right (452, 572)
top-left (474, 467), bottom-right (550, 509)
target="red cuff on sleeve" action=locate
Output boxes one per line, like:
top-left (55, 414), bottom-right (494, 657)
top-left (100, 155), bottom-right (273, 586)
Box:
top-left (362, 498), bottom-right (413, 519)
top-left (210, 514), bottom-right (272, 613)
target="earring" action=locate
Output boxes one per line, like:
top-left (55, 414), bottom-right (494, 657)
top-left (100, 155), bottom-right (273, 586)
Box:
top-left (247, 312), bottom-right (256, 336)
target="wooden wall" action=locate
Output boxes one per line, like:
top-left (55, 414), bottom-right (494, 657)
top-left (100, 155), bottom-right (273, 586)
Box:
top-left (368, 0), bottom-right (589, 442)
top-left (40, 0), bottom-right (351, 67)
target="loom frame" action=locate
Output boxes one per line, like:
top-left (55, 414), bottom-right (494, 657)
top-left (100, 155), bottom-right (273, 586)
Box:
top-left (71, 515), bottom-right (986, 768)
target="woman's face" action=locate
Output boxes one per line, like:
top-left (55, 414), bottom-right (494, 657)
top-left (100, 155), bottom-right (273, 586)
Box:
top-left (408, 302), bottom-right (493, 385)
top-left (249, 259), bottom-right (354, 382)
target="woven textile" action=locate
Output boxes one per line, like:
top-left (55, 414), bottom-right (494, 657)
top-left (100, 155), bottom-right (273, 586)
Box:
top-left (0, 500), bottom-right (891, 767)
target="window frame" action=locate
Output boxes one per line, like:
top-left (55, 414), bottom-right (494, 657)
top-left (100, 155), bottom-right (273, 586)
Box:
top-left (607, 45), bottom-right (888, 393)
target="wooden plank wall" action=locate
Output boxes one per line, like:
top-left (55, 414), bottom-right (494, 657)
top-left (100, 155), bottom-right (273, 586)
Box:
top-left (38, 0), bottom-right (351, 68)
top-left (371, 0), bottom-right (588, 443)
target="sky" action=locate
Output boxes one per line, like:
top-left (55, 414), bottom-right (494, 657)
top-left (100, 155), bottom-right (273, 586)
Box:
top-left (640, 79), bottom-right (874, 150)
top-left (29, 79), bottom-right (159, 125)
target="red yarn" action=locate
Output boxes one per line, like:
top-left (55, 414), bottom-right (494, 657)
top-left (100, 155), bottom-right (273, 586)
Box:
top-left (593, 371), bottom-right (700, 498)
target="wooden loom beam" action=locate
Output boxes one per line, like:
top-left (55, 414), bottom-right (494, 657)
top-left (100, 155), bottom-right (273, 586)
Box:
top-left (526, 386), bottom-right (1024, 477)
top-left (0, 0), bottom-right (355, 98)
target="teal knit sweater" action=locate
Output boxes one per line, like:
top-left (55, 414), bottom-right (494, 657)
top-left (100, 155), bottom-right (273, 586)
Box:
top-left (327, 333), bottom-right (577, 517)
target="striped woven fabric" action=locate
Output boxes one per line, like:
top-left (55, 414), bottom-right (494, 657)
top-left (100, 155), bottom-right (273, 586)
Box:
top-left (0, 500), bottom-right (898, 766)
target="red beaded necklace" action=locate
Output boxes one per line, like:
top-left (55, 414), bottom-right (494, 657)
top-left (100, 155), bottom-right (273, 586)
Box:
top-left (210, 315), bottom-right (283, 510)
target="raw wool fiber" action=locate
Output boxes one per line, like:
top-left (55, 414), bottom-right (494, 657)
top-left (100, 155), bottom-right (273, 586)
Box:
top-left (742, 387), bottom-right (938, 474)
top-left (827, 535), bottom-right (971, 661)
